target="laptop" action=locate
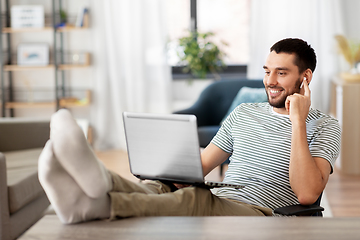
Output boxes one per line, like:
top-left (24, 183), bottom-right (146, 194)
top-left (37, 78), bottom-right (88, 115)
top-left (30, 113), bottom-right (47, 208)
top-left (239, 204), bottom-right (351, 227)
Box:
top-left (122, 112), bottom-right (245, 189)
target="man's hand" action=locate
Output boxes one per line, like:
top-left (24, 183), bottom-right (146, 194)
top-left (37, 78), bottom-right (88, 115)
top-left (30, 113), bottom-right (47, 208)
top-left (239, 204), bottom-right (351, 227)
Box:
top-left (173, 183), bottom-right (191, 189)
top-left (285, 79), bottom-right (311, 124)
top-left (286, 78), bottom-right (331, 204)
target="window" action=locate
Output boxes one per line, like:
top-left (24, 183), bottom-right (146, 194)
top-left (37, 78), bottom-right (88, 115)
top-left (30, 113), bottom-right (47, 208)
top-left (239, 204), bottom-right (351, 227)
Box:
top-left (165, 0), bottom-right (250, 77)
top-left (165, 1), bottom-right (191, 67)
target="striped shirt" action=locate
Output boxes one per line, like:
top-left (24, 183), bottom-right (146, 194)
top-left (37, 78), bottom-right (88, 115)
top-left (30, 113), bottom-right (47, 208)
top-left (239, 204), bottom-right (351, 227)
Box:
top-left (211, 102), bottom-right (341, 210)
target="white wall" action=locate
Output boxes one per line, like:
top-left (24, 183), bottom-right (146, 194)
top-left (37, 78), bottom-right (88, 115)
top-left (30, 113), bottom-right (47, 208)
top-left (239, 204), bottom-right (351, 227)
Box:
top-left (342, 0), bottom-right (360, 40)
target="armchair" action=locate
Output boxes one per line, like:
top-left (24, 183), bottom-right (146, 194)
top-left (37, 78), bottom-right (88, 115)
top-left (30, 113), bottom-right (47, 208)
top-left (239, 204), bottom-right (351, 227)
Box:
top-left (0, 119), bottom-right (50, 240)
top-left (274, 193), bottom-right (324, 216)
top-left (173, 79), bottom-right (265, 174)
top-left (174, 79), bottom-right (265, 146)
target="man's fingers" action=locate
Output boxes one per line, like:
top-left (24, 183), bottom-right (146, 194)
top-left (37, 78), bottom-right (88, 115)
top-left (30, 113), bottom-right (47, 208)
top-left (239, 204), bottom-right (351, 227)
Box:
top-left (285, 96), bottom-right (291, 113)
top-left (174, 183), bottom-right (190, 189)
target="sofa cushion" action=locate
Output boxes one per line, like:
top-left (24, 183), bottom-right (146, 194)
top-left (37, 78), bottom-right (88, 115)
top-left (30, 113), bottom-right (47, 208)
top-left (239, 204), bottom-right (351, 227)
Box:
top-left (222, 87), bottom-right (267, 122)
top-left (5, 148), bottom-right (44, 214)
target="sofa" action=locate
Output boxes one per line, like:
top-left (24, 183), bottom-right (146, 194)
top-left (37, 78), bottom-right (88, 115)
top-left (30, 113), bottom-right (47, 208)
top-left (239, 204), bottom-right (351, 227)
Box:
top-left (0, 119), bottom-right (50, 240)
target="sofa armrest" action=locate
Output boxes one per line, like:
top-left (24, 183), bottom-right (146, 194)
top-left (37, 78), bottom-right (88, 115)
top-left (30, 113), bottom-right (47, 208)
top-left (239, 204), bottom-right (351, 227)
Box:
top-left (173, 104), bottom-right (203, 116)
top-left (0, 153), bottom-right (10, 240)
top-left (0, 119), bottom-right (50, 152)
top-left (173, 102), bottom-right (212, 126)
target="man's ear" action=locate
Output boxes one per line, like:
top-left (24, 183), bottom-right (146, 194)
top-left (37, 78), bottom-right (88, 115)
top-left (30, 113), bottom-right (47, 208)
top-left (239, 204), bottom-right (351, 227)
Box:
top-left (303, 69), bottom-right (313, 85)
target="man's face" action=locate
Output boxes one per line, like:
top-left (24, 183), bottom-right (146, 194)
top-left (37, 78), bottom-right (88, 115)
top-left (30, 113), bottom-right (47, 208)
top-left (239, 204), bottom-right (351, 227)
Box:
top-left (263, 51), bottom-right (302, 109)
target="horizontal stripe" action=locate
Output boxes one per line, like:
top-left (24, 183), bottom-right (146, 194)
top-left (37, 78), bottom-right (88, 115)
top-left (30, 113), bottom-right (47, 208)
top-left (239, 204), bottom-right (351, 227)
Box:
top-left (211, 102), bottom-right (341, 210)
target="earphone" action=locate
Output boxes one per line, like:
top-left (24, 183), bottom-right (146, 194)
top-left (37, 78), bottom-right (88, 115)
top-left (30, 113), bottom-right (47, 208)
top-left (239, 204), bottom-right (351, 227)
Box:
top-left (300, 77), bottom-right (306, 89)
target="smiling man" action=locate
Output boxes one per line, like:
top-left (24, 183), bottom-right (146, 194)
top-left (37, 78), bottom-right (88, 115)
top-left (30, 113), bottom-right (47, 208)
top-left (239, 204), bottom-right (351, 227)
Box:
top-left (38, 38), bottom-right (341, 223)
top-left (263, 40), bottom-right (315, 112)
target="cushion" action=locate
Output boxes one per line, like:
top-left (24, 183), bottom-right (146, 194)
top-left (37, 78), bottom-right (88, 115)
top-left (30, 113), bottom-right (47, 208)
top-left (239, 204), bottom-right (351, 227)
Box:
top-left (5, 148), bottom-right (44, 214)
top-left (221, 87), bottom-right (267, 122)
top-left (5, 148), bottom-right (41, 171)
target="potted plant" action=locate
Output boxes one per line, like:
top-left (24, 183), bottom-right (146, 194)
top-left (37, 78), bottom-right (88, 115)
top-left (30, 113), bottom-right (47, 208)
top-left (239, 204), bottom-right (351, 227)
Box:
top-left (335, 35), bottom-right (360, 82)
top-left (177, 31), bottom-right (227, 80)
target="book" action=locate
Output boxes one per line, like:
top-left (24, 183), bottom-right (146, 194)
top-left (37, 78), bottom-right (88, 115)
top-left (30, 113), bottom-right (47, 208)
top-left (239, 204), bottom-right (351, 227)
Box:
top-left (75, 7), bottom-right (89, 27)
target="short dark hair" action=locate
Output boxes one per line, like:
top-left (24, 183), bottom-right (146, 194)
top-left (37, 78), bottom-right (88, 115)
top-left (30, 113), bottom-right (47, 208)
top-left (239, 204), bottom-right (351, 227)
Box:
top-left (270, 38), bottom-right (317, 73)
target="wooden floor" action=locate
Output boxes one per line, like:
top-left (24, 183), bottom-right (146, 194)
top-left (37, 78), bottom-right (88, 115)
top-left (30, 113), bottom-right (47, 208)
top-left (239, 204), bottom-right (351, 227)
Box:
top-left (96, 149), bottom-right (360, 217)
top-left (325, 168), bottom-right (360, 217)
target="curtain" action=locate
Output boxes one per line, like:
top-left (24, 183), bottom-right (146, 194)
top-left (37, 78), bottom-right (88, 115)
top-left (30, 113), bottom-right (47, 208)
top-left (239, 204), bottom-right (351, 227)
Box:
top-left (90, 0), bottom-right (172, 150)
top-left (247, 0), bottom-right (344, 113)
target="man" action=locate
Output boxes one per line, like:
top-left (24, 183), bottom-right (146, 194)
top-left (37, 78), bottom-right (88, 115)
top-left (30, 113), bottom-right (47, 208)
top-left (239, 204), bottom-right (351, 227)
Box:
top-left (38, 38), bottom-right (341, 224)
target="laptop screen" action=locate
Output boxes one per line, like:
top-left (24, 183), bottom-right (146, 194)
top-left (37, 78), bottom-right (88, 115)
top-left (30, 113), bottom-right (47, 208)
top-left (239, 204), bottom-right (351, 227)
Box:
top-left (123, 112), bottom-right (204, 182)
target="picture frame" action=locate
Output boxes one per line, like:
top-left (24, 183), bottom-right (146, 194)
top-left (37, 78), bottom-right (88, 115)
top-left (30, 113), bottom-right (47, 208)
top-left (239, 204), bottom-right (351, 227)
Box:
top-left (11, 5), bottom-right (44, 29)
top-left (17, 43), bottom-right (49, 66)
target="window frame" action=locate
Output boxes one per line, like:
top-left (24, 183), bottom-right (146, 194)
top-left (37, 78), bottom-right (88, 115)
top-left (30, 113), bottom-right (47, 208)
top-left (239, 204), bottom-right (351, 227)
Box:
top-left (172, 0), bottom-right (248, 80)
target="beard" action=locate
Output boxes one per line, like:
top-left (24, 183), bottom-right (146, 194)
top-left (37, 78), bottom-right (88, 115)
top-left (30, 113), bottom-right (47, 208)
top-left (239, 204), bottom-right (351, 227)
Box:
top-left (266, 77), bottom-right (302, 108)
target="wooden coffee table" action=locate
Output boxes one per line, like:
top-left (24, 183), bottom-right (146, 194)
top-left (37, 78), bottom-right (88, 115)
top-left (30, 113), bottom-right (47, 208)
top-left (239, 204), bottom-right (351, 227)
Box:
top-left (19, 215), bottom-right (360, 240)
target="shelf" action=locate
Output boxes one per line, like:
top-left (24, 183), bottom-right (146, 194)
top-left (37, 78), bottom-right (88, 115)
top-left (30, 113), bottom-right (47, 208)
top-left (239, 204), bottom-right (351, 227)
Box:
top-left (56, 26), bottom-right (89, 32)
top-left (2, 27), bottom-right (53, 33)
top-left (60, 101), bottom-right (90, 108)
top-left (58, 64), bottom-right (90, 70)
top-left (5, 100), bottom-right (90, 109)
top-left (4, 90), bottom-right (91, 109)
top-left (5, 101), bottom-right (56, 109)
top-left (59, 90), bottom-right (91, 107)
top-left (1, 1), bottom-right (91, 117)
top-left (4, 63), bottom-right (90, 71)
top-left (3, 65), bottom-right (55, 71)
top-left (2, 26), bottom-right (88, 33)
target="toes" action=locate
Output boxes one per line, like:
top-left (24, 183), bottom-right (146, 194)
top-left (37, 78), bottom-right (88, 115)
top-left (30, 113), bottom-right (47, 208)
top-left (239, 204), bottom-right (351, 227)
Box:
top-left (50, 109), bottom-right (85, 141)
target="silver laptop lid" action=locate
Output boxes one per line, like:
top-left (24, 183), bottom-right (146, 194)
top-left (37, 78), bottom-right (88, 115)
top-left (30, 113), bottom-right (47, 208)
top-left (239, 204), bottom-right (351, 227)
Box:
top-left (123, 112), bottom-right (204, 182)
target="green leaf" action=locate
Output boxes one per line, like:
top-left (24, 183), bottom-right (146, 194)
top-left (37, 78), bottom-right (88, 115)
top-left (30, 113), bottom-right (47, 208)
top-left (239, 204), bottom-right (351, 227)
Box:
top-left (176, 30), bottom-right (227, 79)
